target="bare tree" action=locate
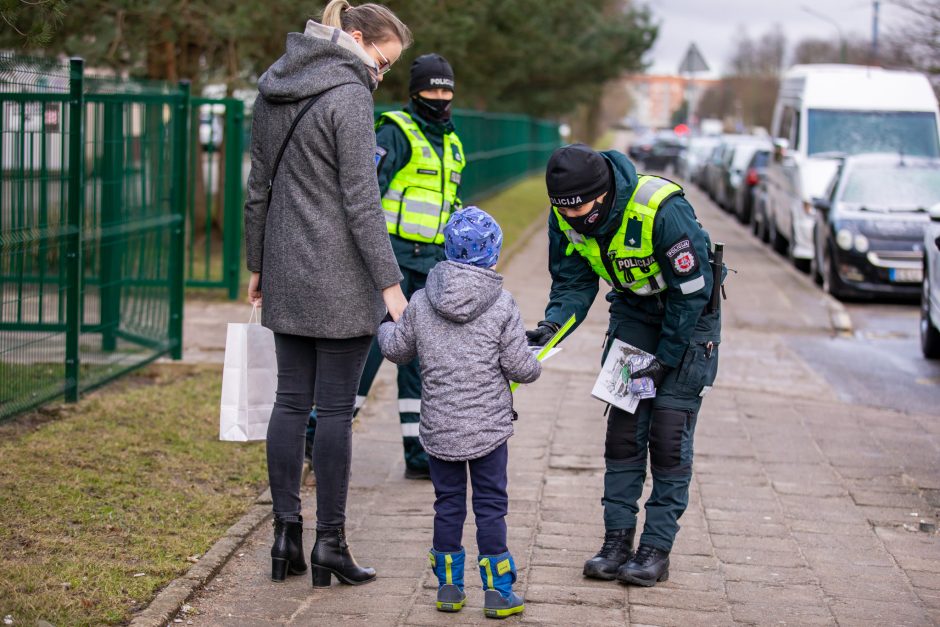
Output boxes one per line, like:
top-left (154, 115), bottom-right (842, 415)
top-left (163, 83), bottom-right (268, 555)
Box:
top-left (886, 0), bottom-right (940, 91)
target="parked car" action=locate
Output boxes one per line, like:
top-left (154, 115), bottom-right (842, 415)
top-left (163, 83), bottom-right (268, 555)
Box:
top-left (715, 138), bottom-right (772, 212)
top-left (734, 148), bottom-right (771, 225)
top-left (642, 133), bottom-right (685, 172)
top-left (703, 135), bottom-right (763, 206)
top-left (678, 136), bottom-right (720, 185)
top-left (922, 203), bottom-right (940, 358)
top-left (811, 154), bottom-right (939, 300)
top-left (199, 111), bottom-right (224, 151)
top-left (764, 64), bottom-right (940, 273)
top-left (628, 130), bottom-right (656, 163)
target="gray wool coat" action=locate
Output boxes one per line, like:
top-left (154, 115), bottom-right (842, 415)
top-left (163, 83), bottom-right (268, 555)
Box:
top-left (245, 27), bottom-right (402, 338)
top-left (377, 261), bottom-right (542, 461)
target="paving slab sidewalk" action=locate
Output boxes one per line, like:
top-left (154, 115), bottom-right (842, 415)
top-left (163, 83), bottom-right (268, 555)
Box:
top-left (171, 180), bottom-right (940, 626)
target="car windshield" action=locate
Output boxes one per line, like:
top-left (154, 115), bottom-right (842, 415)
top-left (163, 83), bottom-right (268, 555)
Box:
top-left (807, 109), bottom-right (940, 157)
top-left (731, 144), bottom-right (765, 169)
top-left (751, 151), bottom-right (770, 168)
top-left (841, 164), bottom-right (940, 209)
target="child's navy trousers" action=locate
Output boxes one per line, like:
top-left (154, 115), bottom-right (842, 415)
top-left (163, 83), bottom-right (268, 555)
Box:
top-left (428, 442), bottom-right (509, 555)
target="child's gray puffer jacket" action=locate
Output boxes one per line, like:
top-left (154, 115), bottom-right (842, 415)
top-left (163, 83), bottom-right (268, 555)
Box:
top-left (377, 261), bottom-right (541, 461)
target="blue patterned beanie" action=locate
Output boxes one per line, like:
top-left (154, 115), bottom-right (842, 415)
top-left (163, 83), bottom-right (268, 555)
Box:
top-left (443, 206), bottom-right (503, 268)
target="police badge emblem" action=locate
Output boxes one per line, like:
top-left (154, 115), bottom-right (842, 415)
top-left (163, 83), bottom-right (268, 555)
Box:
top-left (674, 250), bottom-right (696, 274)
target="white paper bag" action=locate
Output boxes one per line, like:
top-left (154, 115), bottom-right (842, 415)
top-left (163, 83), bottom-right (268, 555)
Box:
top-left (219, 306), bottom-right (278, 441)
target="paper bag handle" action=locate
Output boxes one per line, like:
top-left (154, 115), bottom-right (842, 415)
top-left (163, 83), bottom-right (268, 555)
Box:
top-left (248, 303), bottom-right (260, 324)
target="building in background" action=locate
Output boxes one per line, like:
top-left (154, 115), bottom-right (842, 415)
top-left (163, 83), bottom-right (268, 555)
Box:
top-left (623, 74), bottom-right (720, 130)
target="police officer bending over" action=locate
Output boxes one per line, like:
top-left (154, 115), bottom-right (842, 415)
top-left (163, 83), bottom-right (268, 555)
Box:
top-left (528, 144), bottom-right (722, 587)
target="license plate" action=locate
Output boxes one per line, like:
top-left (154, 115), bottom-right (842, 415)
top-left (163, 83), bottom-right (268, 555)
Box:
top-left (889, 267), bottom-right (923, 283)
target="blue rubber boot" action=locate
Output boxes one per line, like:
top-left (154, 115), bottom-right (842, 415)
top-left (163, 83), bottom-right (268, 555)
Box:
top-left (479, 552), bottom-right (524, 619)
top-left (429, 548), bottom-right (466, 612)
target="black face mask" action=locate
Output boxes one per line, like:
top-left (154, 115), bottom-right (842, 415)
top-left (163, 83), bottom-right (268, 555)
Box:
top-left (567, 190), bottom-right (613, 235)
top-left (412, 95), bottom-right (453, 123)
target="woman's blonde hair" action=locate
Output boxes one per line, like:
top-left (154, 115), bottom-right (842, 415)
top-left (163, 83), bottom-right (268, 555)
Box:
top-left (321, 0), bottom-right (412, 48)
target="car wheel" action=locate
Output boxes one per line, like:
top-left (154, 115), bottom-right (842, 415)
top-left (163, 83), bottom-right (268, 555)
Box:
top-left (754, 203), bottom-right (768, 242)
top-left (921, 269), bottom-right (940, 359)
top-left (821, 244), bottom-right (846, 301)
top-left (770, 215), bottom-right (788, 255)
top-left (790, 226), bottom-right (811, 273)
top-left (810, 227), bottom-right (823, 286)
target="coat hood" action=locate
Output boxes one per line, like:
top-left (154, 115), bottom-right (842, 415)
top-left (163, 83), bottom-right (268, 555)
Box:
top-left (594, 150), bottom-right (640, 237)
top-left (257, 21), bottom-right (377, 102)
top-left (425, 261), bottom-right (503, 323)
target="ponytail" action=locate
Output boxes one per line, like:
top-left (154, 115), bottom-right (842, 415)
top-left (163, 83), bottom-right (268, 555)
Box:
top-left (319, 0), bottom-right (412, 48)
top-left (321, 0), bottom-right (350, 29)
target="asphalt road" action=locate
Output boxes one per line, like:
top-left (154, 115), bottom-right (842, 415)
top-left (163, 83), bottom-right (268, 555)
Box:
top-left (791, 299), bottom-right (940, 415)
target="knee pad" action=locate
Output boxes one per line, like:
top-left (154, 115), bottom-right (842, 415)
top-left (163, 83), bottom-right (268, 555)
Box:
top-left (605, 406), bottom-right (643, 462)
top-left (649, 408), bottom-right (692, 475)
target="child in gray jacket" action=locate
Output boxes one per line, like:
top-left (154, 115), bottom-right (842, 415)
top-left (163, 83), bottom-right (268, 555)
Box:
top-left (378, 206), bottom-right (540, 618)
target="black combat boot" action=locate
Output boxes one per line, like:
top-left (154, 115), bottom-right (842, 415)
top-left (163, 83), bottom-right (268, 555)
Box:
top-left (582, 528), bottom-right (635, 580)
top-left (270, 516), bottom-right (307, 582)
top-left (616, 543), bottom-right (670, 587)
top-left (310, 527), bottom-right (377, 587)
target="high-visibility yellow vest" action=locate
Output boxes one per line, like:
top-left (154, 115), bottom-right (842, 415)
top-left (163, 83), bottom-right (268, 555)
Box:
top-left (553, 175), bottom-right (683, 296)
top-left (379, 111), bottom-right (465, 244)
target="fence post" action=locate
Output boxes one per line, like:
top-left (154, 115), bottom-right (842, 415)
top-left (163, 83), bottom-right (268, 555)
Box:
top-left (169, 81), bottom-right (190, 360)
top-left (64, 57), bottom-right (84, 402)
top-left (99, 101), bottom-right (124, 351)
top-left (223, 98), bottom-right (244, 300)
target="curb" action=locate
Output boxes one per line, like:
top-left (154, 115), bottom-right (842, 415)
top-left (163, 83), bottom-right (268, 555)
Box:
top-left (129, 489), bottom-right (273, 627)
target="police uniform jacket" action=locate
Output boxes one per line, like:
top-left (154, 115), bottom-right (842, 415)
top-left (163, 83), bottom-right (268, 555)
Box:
top-left (544, 151), bottom-right (714, 368)
top-left (375, 103), bottom-right (463, 275)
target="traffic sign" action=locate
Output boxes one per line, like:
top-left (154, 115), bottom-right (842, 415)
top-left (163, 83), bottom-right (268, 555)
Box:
top-left (678, 43), bottom-right (709, 75)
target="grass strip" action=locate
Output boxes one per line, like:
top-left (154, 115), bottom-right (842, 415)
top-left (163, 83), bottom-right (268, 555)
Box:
top-left (0, 364), bottom-right (265, 626)
top-left (474, 174), bottom-right (549, 255)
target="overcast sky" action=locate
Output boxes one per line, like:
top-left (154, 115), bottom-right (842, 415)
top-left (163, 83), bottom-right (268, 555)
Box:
top-left (645, 0), bottom-right (912, 76)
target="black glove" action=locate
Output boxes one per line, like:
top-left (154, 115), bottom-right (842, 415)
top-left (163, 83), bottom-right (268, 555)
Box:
top-left (629, 358), bottom-right (669, 388)
top-left (525, 320), bottom-right (560, 347)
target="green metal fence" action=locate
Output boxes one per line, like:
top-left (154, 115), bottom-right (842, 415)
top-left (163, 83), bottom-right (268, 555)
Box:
top-left (0, 53), bottom-right (559, 421)
top-left (0, 54), bottom-right (186, 419)
top-left (186, 98), bottom-right (243, 299)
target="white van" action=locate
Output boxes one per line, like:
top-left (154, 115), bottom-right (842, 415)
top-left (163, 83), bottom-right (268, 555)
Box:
top-left (763, 65), bottom-right (940, 271)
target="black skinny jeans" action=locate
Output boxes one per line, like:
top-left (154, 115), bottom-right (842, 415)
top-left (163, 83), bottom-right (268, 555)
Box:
top-left (267, 332), bottom-right (372, 529)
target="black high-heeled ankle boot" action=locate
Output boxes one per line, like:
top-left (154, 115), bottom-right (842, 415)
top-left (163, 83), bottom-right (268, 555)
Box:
top-left (310, 527), bottom-right (376, 588)
top-left (271, 515), bottom-right (307, 582)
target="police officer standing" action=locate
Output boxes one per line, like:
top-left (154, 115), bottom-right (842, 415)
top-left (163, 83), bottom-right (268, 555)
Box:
top-left (355, 53), bottom-right (465, 479)
top-left (527, 144), bottom-right (721, 586)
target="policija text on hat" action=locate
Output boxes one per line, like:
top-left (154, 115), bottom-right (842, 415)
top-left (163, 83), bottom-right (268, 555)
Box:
top-left (526, 144), bottom-right (725, 587)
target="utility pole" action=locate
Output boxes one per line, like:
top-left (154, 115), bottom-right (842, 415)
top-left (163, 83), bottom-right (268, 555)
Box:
top-left (871, 0), bottom-right (880, 64)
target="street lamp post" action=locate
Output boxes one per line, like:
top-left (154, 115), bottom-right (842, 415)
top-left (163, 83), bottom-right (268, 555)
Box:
top-left (801, 5), bottom-right (848, 63)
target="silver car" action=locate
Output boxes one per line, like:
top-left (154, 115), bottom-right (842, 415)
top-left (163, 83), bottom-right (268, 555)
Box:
top-left (677, 136), bottom-right (719, 185)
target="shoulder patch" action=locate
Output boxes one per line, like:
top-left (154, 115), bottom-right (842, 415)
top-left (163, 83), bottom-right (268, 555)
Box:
top-left (374, 146), bottom-right (387, 170)
top-left (665, 235), bottom-right (698, 276)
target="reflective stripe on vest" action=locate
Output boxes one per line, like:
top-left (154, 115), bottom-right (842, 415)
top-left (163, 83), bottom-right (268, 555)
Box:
top-left (379, 111), bottom-right (465, 245)
top-left (553, 175), bottom-right (683, 296)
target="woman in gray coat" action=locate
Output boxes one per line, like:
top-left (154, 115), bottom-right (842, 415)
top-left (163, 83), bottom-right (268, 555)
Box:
top-left (244, 0), bottom-right (411, 588)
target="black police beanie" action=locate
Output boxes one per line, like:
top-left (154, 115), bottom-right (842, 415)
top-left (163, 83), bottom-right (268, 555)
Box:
top-left (409, 53), bottom-right (455, 96)
top-left (545, 144), bottom-right (610, 207)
